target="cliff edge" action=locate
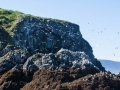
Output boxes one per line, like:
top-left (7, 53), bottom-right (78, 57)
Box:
top-left (0, 8), bottom-right (115, 90)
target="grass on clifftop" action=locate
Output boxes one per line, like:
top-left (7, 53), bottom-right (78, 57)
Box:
top-left (0, 8), bottom-right (75, 34)
top-left (0, 8), bottom-right (23, 33)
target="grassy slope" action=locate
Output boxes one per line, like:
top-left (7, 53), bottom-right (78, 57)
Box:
top-left (0, 8), bottom-right (23, 33)
top-left (0, 8), bottom-right (72, 34)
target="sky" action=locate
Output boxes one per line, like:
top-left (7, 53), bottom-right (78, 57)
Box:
top-left (0, 0), bottom-right (120, 61)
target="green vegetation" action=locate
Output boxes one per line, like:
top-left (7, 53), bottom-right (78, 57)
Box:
top-left (0, 8), bottom-right (23, 33)
top-left (0, 8), bottom-right (74, 34)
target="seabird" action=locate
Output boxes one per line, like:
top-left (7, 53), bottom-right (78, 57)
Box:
top-left (113, 53), bottom-right (115, 56)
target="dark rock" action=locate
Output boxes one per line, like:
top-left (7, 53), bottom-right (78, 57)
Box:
top-left (11, 16), bottom-right (82, 53)
top-left (0, 26), bottom-right (12, 54)
top-left (12, 64), bottom-right (23, 70)
top-left (0, 70), bottom-right (34, 90)
top-left (0, 49), bottom-right (29, 74)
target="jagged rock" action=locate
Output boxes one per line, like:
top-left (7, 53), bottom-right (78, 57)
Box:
top-left (22, 49), bottom-right (104, 71)
top-left (23, 53), bottom-right (43, 70)
top-left (0, 49), bottom-right (29, 74)
top-left (0, 9), bottom-right (103, 72)
top-left (23, 53), bottom-right (57, 70)
top-left (56, 49), bottom-right (104, 71)
top-left (11, 16), bottom-right (82, 54)
top-left (0, 45), bottom-right (18, 57)
top-left (0, 8), bottom-right (108, 90)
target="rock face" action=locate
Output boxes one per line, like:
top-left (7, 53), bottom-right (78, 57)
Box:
top-left (0, 14), bottom-right (105, 72)
top-left (0, 13), bottom-right (104, 71)
top-left (0, 8), bottom-right (108, 90)
top-left (12, 16), bottom-right (82, 53)
top-left (0, 27), bottom-right (11, 52)
top-left (0, 49), bottom-right (29, 74)
top-left (22, 48), bottom-right (104, 71)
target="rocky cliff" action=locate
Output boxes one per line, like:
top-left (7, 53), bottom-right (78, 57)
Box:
top-left (0, 8), bottom-right (114, 90)
top-left (0, 8), bottom-right (104, 72)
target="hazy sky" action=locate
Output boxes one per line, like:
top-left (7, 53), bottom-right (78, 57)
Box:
top-left (0, 0), bottom-right (120, 61)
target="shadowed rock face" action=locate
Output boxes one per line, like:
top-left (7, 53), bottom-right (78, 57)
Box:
top-left (12, 16), bottom-right (82, 53)
top-left (0, 9), bottom-right (107, 90)
top-left (0, 26), bottom-right (11, 52)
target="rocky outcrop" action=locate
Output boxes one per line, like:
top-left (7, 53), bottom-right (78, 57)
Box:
top-left (12, 15), bottom-right (82, 54)
top-left (0, 14), bottom-right (105, 72)
top-left (0, 49), bottom-right (29, 74)
top-left (22, 48), bottom-right (104, 71)
top-left (0, 8), bottom-right (108, 90)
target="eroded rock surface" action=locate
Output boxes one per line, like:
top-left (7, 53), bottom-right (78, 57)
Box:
top-left (0, 49), bottom-right (29, 74)
top-left (0, 8), bottom-right (107, 90)
top-left (22, 48), bottom-right (104, 71)
top-left (12, 16), bottom-right (82, 54)
top-left (0, 14), bottom-right (105, 72)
